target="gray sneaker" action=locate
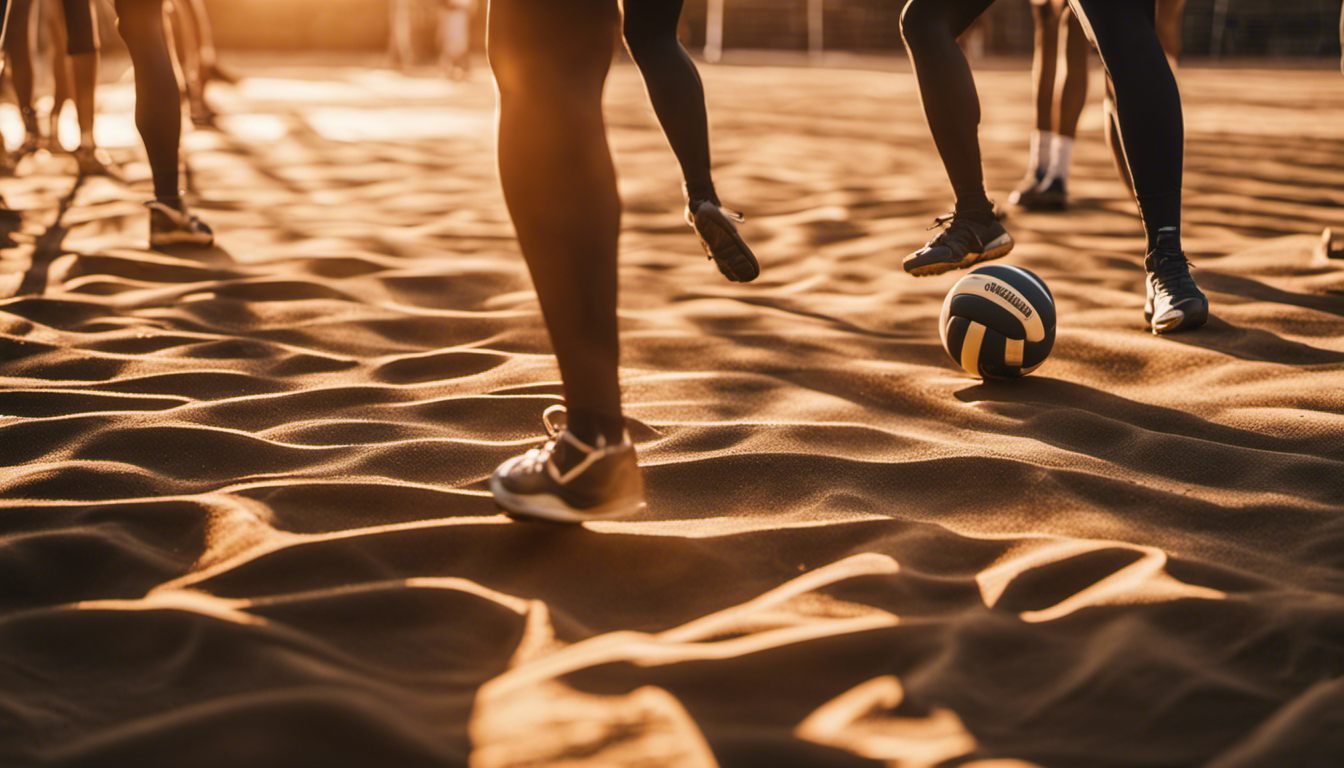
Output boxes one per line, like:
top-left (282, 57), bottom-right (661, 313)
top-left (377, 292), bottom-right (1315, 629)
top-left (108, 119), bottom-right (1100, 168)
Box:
top-left (147, 200), bottom-right (214, 248)
top-left (491, 406), bottom-right (646, 523)
top-left (903, 212), bottom-right (1013, 277)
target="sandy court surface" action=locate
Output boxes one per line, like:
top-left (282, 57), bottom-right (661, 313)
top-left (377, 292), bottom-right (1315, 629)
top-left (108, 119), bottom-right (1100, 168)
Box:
top-left (1, 56), bottom-right (1343, 767)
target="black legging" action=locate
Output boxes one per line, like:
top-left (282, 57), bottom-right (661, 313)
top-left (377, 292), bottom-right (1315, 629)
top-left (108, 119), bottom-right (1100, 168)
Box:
top-left (901, 0), bottom-right (1183, 249)
top-left (1068, 0), bottom-right (1183, 249)
top-left (622, 0), bottom-right (717, 205)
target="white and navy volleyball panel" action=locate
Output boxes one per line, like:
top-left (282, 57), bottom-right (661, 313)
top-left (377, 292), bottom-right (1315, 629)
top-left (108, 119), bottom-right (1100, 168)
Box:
top-left (940, 264), bottom-right (1056, 378)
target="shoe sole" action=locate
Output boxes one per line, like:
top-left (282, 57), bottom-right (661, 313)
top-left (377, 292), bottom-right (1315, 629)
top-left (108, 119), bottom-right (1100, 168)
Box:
top-left (490, 475), bottom-right (647, 524)
top-left (1150, 300), bottom-right (1209, 334)
top-left (904, 234), bottom-right (1014, 277)
top-left (692, 206), bottom-right (760, 283)
top-left (1019, 199), bottom-right (1067, 213)
top-left (151, 233), bottom-right (216, 248)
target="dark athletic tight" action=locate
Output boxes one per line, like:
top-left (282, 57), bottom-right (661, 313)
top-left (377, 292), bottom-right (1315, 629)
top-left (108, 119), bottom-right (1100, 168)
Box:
top-left (902, 0), bottom-right (1183, 250)
top-left (622, 0), bottom-right (717, 205)
top-left (1, 0), bottom-right (182, 203)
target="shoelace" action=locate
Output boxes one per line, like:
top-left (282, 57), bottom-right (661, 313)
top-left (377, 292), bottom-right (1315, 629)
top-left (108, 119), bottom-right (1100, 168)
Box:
top-left (689, 199), bottom-right (745, 223)
top-left (513, 405), bottom-right (608, 480)
top-left (924, 213), bottom-right (983, 250)
top-left (1149, 250), bottom-right (1198, 293)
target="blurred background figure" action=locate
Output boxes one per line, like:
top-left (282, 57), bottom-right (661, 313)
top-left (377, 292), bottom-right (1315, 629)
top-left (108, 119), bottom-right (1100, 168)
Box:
top-left (166, 0), bottom-right (234, 126)
top-left (387, 0), bottom-right (417, 69)
top-left (2, 0), bottom-right (110, 174)
top-left (438, 0), bottom-right (475, 80)
top-left (1011, 0), bottom-right (1187, 212)
top-left (1009, 0), bottom-right (1089, 211)
top-left (389, 0), bottom-right (477, 79)
top-left (45, 0), bottom-right (116, 174)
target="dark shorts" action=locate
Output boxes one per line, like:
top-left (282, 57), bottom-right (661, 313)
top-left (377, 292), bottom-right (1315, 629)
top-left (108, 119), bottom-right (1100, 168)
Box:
top-left (0, 0), bottom-right (100, 54)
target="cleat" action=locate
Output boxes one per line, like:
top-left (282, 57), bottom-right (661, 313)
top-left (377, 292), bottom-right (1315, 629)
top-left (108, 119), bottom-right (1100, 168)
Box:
top-left (491, 405), bottom-right (646, 524)
top-left (147, 200), bottom-right (215, 248)
top-left (1144, 227), bottom-right (1208, 334)
top-left (686, 198), bottom-right (760, 283)
top-left (904, 211), bottom-right (1014, 277)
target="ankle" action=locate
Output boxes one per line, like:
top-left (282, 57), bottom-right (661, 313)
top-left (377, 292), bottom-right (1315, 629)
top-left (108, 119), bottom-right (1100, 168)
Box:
top-left (154, 195), bottom-right (185, 212)
top-left (1147, 225), bottom-right (1181, 254)
top-left (684, 183), bottom-right (720, 209)
top-left (566, 407), bottom-right (626, 448)
top-left (954, 204), bottom-right (997, 226)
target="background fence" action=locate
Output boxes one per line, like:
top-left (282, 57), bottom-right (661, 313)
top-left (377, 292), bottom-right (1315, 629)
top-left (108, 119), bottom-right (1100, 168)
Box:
top-left (190, 0), bottom-right (1341, 60)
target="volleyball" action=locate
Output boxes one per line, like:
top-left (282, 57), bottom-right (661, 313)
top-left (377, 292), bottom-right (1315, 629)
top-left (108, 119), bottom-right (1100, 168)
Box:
top-left (940, 265), bottom-right (1055, 378)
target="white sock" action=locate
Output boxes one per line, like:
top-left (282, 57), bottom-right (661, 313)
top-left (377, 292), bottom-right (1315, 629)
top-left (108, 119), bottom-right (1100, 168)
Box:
top-left (1029, 130), bottom-right (1055, 178)
top-left (1042, 134), bottom-right (1076, 186)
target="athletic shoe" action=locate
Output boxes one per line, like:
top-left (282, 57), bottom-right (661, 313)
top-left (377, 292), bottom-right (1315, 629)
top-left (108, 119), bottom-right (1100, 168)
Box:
top-left (1144, 228), bottom-right (1208, 334)
top-left (1011, 176), bottom-right (1068, 212)
top-left (1007, 169), bottom-right (1045, 207)
top-left (686, 199), bottom-right (760, 283)
top-left (13, 107), bottom-right (40, 160)
top-left (74, 146), bottom-right (119, 177)
top-left (147, 201), bottom-right (215, 248)
top-left (491, 405), bottom-right (646, 523)
top-left (903, 212), bottom-right (1014, 277)
top-left (190, 99), bottom-right (218, 128)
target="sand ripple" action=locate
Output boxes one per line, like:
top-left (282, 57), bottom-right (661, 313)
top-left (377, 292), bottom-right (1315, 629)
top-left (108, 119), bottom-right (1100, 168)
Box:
top-left (1, 60), bottom-right (1342, 767)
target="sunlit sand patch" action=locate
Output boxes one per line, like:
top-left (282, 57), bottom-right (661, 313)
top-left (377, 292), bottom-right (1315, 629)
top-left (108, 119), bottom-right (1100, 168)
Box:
top-left (797, 675), bottom-right (987, 768)
top-left (212, 114), bottom-right (293, 144)
top-left (76, 589), bottom-right (260, 626)
top-left (471, 554), bottom-right (899, 768)
top-left (238, 77), bottom-right (377, 104)
top-left (977, 537), bottom-right (1227, 623)
top-left (303, 107), bottom-right (493, 142)
top-left (471, 677), bottom-right (719, 768)
top-left (475, 554), bottom-right (899, 693)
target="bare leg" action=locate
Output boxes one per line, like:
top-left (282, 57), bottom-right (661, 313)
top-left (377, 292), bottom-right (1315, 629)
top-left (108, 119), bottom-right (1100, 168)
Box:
top-left (165, 0), bottom-right (212, 123)
top-left (181, 0), bottom-right (223, 81)
top-left (1054, 3), bottom-right (1089, 139)
top-left (489, 0), bottom-right (624, 444)
top-left (1029, 0), bottom-right (1060, 139)
top-left (48, 0), bottom-right (73, 147)
top-left (388, 0), bottom-right (414, 69)
top-left (1028, 1), bottom-right (1089, 198)
top-left (900, 0), bottom-right (1000, 216)
top-left (4, 0), bottom-right (40, 156)
top-left (1154, 0), bottom-right (1186, 64)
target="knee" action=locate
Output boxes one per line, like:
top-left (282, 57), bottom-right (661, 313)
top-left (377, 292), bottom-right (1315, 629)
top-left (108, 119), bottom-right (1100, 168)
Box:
top-left (1029, 0), bottom-right (1056, 26)
top-left (899, 1), bottom-right (939, 53)
top-left (621, 14), bottom-right (670, 63)
top-left (489, 14), bottom-right (613, 101)
top-left (114, 0), bottom-right (163, 39)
